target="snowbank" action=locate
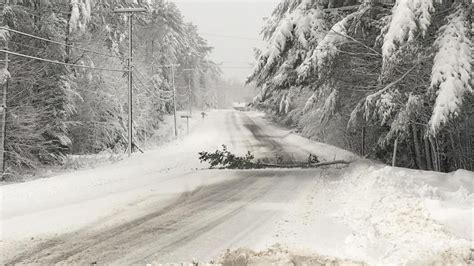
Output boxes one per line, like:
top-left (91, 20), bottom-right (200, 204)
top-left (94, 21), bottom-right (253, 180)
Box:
top-left (270, 161), bottom-right (473, 265)
top-left (0, 110), bottom-right (239, 259)
top-left (333, 162), bottom-right (472, 264)
top-left (219, 244), bottom-right (364, 265)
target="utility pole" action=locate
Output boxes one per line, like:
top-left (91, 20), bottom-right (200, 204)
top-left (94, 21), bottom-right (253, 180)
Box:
top-left (188, 72), bottom-right (191, 115)
top-left (0, 0), bottom-right (9, 176)
top-left (114, 8), bottom-right (146, 157)
top-left (171, 64), bottom-right (177, 137)
top-left (154, 63), bottom-right (180, 137)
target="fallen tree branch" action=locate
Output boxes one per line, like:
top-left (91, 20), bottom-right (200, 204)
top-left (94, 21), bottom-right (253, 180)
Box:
top-left (257, 160), bottom-right (352, 169)
top-left (311, 160), bottom-right (352, 167)
top-left (199, 146), bottom-right (353, 170)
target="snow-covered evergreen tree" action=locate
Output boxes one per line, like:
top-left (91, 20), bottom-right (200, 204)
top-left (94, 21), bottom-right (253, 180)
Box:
top-left (382, 0), bottom-right (434, 62)
top-left (250, 0), bottom-right (473, 171)
top-left (428, 4), bottom-right (472, 135)
top-left (2, 0), bottom-right (220, 173)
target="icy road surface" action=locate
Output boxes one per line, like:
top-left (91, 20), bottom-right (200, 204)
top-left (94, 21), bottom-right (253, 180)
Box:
top-left (1, 110), bottom-right (472, 264)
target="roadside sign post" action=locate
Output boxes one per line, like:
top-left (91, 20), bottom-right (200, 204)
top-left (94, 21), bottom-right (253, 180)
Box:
top-left (180, 114), bottom-right (192, 134)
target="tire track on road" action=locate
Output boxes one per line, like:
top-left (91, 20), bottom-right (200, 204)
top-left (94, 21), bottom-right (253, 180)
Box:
top-left (7, 171), bottom-right (281, 264)
top-left (6, 111), bottom-right (320, 265)
top-left (240, 114), bottom-right (304, 163)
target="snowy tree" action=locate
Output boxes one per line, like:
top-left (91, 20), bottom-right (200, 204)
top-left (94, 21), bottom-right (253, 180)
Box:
top-left (250, 0), bottom-right (473, 171)
top-left (381, 0), bottom-right (434, 62)
top-left (69, 0), bottom-right (92, 33)
top-left (248, 0), bottom-right (328, 86)
top-left (1, 0), bottom-right (220, 174)
top-left (297, 6), bottom-right (369, 80)
top-left (428, 4), bottom-right (472, 135)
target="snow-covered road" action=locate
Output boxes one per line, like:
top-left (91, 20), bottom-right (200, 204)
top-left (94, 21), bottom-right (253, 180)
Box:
top-left (1, 110), bottom-right (472, 264)
top-left (0, 110), bottom-right (352, 264)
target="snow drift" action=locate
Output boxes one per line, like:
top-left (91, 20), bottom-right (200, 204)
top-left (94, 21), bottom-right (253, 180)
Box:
top-left (258, 160), bottom-right (473, 265)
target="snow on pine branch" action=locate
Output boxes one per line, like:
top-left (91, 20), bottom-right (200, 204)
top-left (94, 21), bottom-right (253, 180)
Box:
top-left (252, 1), bottom-right (325, 79)
top-left (69, 0), bottom-right (91, 33)
top-left (303, 92), bottom-right (317, 113)
top-left (278, 91), bottom-right (290, 114)
top-left (320, 88), bottom-right (337, 123)
top-left (0, 68), bottom-right (10, 85)
top-left (382, 0), bottom-right (435, 61)
top-left (279, 93), bottom-right (287, 114)
top-left (297, 6), bottom-right (368, 79)
top-left (0, 27), bottom-right (9, 42)
top-left (262, 14), bottom-right (292, 71)
top-left (429, 5), bottom-right (472, 135)
top-left (347, 99), bottom-right (364, 130)
top-left (294, 1), bottom-right (325, 48)
top-left (383, 94), bottom-right (422, 145)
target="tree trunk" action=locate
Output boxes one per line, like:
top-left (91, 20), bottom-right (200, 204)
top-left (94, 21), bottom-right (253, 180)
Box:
top-left (429, 135), bottom-right (439, 171)
top-left (411, 125), bottom-right (424, 169)
top-left (65, 1), bottom-right (72, 63)
top-left (392, 138), bottom-right (398, 167)
top-left (449, 133), bottom-right (458, 170)
top-left (361, 126), bottom-right (365, 156)
top-left (34, 0), bottom-right (40, 25)
top-left (424, 137), bottom-right (433, 171)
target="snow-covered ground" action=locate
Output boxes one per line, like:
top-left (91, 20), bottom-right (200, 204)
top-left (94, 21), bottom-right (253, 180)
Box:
top-left (7, 111), bottom-right (197, 183)
top-left (1, 110), bottom-right (235, 262)
top-left (1, 110), bottom-right (472, 265)
top-left (267, 161), bottom-right (473, 265)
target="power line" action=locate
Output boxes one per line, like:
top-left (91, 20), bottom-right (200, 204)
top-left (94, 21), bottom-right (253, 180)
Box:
top-left (132, 67), bottom-right (153, 85)
top-left (132, 67), bottom-right (173, 95)
top-left (132, 80), bottom-right (172, 102)
top-left (176, 88), bottom-right (190, 98)
top-left (219, 66), bottom-right (254, 69)
top-left (8, 40), bottom-right (49, 53)
top-left (200, 32), bottom-right (262, 41)
top-left (0, 26), bottom-right (126, 60)
top-left (132, 23), bottom-right (262, 42)
top-left (219, 61), bottom-right (254, 64)
top-left (1, 49), bottom-right (128, 73)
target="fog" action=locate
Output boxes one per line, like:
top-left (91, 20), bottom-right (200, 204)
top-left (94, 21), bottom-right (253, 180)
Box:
top-left (174, 0), bottom-right (278, 81)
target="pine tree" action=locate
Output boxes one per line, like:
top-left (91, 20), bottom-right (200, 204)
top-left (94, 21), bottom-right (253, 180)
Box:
top-left (2, 0), bottom-right (221, 174)
top-left (428, 4), bottom-right (471, 135)
top-left (249, 0), bottom-right (473, 171)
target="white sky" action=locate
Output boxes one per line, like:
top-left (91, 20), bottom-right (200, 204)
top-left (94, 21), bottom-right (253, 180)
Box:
top-left (173, 0), bottom-right (278, 82)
